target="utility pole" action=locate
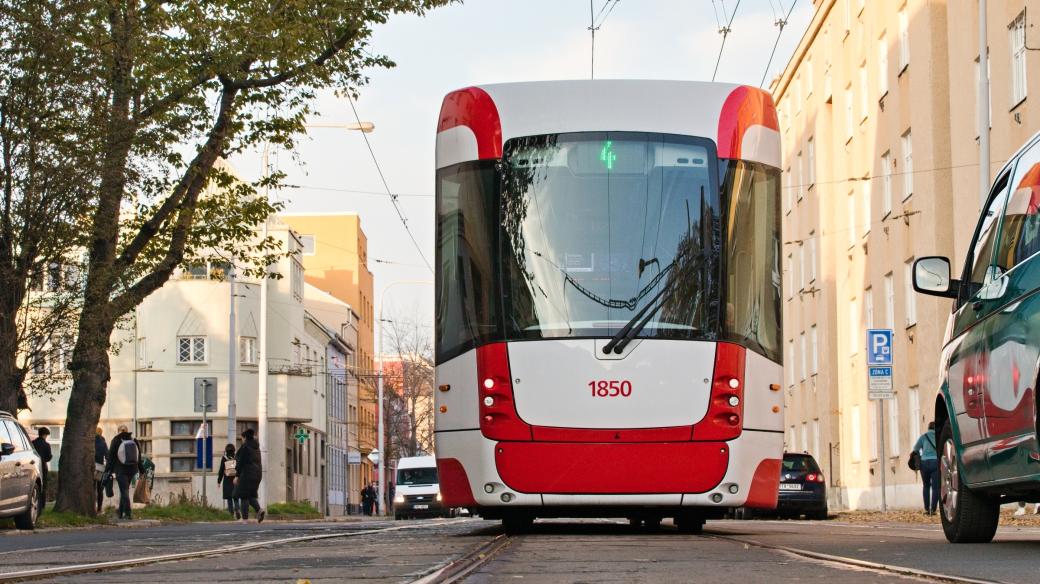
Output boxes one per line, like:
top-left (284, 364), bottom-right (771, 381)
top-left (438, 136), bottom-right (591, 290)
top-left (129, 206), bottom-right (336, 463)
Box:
top-left (227, 265), bottom-right (237, 448)
top-left (979, 0), bottom-right (991, 204)
top-left (878, 402), bottom-right (887, 512)
top-left (258, 143), bottom-right (271, 507)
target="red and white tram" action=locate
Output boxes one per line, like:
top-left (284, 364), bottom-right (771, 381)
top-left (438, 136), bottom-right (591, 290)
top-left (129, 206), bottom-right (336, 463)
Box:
top-left (433, 80), bottom-right (784, 532)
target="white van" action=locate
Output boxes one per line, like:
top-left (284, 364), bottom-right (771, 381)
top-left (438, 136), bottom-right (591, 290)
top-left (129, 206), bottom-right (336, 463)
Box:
top-left (393, 455), bottom-right (451, 519)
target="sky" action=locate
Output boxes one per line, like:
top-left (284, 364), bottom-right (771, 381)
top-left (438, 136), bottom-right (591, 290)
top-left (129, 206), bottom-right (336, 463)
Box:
top-left (229, 0), bottom-right (813, 335)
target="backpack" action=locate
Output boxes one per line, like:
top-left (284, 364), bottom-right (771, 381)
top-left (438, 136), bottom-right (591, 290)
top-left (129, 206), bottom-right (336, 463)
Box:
top-left (117, 439), bottom-right (140, 466)
top-left (224, 457), bottom-right (237, 477)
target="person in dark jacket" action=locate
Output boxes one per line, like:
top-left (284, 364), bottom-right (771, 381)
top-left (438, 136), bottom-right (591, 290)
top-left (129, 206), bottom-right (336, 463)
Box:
top-left (106, 425), bottom-right (144, 520)
top-left (234, 429), bottom-right (265, 523)
top-left (94, 427), bottom-right (108, 513)
top-left (362, 482), bottom-right (376, 515)
top-left (30, 427), bottom-right (52, 512)
top-left (217, 444), bottom-right (239, 518)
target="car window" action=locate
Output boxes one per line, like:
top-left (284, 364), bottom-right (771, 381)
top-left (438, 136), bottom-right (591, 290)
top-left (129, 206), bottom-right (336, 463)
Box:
top-left (961, 173), bottom-right (1012, 304)
top-left (4, 421), bottom-right (27, 451)
top-left (995, 145), bottom-right (1040, 271)
top-left (782, 456), bottom-right (820, 472)
top-left (0, 420), bottom-right (14, 447)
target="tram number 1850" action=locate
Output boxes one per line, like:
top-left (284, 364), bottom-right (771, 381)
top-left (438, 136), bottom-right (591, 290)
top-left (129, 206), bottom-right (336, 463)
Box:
top-left (588, 380), bottom-right (633, 397)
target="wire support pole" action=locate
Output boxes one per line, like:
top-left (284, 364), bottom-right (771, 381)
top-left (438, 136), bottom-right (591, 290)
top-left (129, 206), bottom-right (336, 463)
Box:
top-left (712, 0), bottom-right (742, 82)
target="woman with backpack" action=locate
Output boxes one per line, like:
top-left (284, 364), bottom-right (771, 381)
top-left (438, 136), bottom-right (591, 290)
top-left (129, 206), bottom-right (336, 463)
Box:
top-left (234, 428), bottom-right (265, 524)
top-left (912, 422), bottom-right (939, 515)
top-left (217, 444), bottom-right (239, 518)
top-left (106, 425), bottom-right (144, 520)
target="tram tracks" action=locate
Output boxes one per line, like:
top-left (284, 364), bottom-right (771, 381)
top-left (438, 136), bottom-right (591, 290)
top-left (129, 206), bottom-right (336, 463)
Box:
top-left (408, 533), bottom-right (515, 584)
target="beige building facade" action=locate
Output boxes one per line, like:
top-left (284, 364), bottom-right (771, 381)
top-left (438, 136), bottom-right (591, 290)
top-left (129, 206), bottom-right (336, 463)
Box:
top-left (774, 0), bottom-right (1039, 509)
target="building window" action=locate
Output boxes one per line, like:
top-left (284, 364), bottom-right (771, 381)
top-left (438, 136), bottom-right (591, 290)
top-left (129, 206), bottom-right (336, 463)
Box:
top-left (801, 423), bottom-right (809, 456)
top-left (1011, 12), bottom-right (1028, 105)
top-left (898, 6), bottom-right (909, 71)
top-left (904, 258), bottom-right (917, 326)
top-left (789, 425), bottom-right (797, 451)
top-left (170, 420), bottom-right (212, 472)
top-left (808, 234), bottom-right (817, 283)
top-left (784, 167), bottom-right (793, 213)
top-left (901, 129), bottom-right (913, 200)
top-left (884, 272), bottom-right (896, 330)
top-left (845, 86), bottom-right (854, 141)
top-left (843, 0), bottom-right (851, 33)
top-left (798, 244), bottom-right (805, 291)
top-left (865, 286), bottom-right (875, 328)
top-left (800, 331), bottom-right (808, 381)
top-left (849, 298), bottom-right (859, 355)
top-left (796, 151), bottom-right (804, 200)
top-left (881, 152), bottom-right (893, 216)
top-left (786, 253), bottom-right (793, 299)
top-left (810, 325), bottom-right (818, 376)
top-left (137, 421), bottom-right (152, 457)
top-left (859, 63), bottom-right (869, 121)
top-left (805, 56), bottom-right (814, 96)
top-left (861, 177), bottom-right (871, 236)
top-left (847, 190), bottom-right (856, 248)
top-left (807, 137), bottom-right (816, 188)
top-left (812, 419), bottom-right (821, 460)
top-left (888, 396), bottom-right (901, 456)
top-left (909, 386), bottom-right (921, 436)
top-left (787, 339), bottom-right (795, 387)
top-left (851, 405), bottom-right (862, 462)
top-left (878, 34), bottom-right (889, 96)
top-left (869, 402), bottom-right (879, 461)
top-left (177, 336), bottom-right (207, 364)
top-left (291, 258), bottom-right (304, 302)
top-left (240, 336), bottom-right (258, 365)
top-left (300, 234), bottom-right (316, 255)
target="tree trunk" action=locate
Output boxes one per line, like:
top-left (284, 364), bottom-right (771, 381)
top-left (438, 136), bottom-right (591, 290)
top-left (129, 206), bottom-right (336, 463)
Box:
top-left (53, 308), bottom-right (114, 515)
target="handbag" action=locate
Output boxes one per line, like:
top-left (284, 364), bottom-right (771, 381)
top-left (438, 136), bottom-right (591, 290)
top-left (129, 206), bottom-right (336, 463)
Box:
top-left (102, 472), bottom-right (114, 498)
top-left (94, 462), bottom-right (105, 481)
top-left (133, 476), bottom-right (151, 504)
top-left (908, 451), bottom-right (921, 471)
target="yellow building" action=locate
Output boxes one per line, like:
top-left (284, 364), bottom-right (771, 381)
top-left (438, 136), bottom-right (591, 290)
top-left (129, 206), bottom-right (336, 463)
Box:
top-left (281, 213), bottom-right (378, 496)
top-left (773, 0), bottom-right (1038, 509)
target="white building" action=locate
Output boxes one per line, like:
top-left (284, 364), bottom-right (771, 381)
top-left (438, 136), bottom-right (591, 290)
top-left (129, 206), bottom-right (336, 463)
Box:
top-left (21, 218), bottom-right (355, 511)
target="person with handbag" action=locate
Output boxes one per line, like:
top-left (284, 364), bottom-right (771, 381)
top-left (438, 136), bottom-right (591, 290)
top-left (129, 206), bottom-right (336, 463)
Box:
top-left (217, 444), bottom-right (240, 519)
top-left (912, 422), bottom-right (939, 515)
top-left (94, 427), bottom-right (108, 513)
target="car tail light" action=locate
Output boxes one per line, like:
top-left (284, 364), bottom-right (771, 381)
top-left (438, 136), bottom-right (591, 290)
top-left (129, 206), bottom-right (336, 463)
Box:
top-left (693, 342), bottom-right (746, 440)
top-left (477, 343), bottom-right (531, 441)
top-left (806, 473), bottom-right (824, 483)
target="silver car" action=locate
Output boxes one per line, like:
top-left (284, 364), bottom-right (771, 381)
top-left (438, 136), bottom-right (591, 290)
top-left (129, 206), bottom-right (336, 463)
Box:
top-left (0, 411), bottom-right (42, 529)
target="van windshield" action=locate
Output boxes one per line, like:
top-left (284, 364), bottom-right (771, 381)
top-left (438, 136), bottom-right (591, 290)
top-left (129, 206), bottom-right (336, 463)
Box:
top-left (397, 467), bottom-right (438, 486)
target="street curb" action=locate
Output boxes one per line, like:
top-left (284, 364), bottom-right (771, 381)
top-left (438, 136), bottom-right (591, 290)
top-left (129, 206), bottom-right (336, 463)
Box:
top-left (1, 514), bottom-right (374, 536)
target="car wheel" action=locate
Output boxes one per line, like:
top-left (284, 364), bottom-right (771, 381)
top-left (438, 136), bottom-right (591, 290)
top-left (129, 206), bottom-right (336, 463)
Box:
top-left (939, 423), bottom-right (999, 543)
top-left (734, 507), bottom-right (755, 520)
top-left (394, 513), bottom-right (403, 521)
top-left (808, 507), bottom-right (828, 521)
top-left (14, 482), bottom-right (40, 530)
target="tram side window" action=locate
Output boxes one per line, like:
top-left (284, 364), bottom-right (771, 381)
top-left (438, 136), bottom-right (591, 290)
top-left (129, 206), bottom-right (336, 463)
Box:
top-left (436, 162), bottom-right (499, 363)
top-left (722, 161), bottom-right (782, 361)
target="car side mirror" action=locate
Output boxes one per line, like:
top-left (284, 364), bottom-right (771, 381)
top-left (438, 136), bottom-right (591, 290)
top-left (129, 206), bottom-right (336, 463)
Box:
top-left (0, 443), bottom-right (14, 457)
top-left (913, 256), bottom-right (959, 299)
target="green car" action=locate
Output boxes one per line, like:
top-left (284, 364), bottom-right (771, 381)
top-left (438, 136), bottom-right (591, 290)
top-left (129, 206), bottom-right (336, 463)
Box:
top-left (914, 133), bottom-right (1040, 543)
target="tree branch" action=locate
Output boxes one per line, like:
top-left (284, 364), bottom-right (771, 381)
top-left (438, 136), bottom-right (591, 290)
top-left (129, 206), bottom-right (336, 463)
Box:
top-left (226, 25), bottom-right (359, 90)
top-left (133, 69), bottom-right (217, 122)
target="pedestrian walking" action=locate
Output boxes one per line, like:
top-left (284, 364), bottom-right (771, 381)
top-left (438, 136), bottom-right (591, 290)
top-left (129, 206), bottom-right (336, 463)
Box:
top-left (94, 427), bottom-right (108, 513)
top-left (362, 482), bottom-right (376, 516)
top-left (1014, 502), bottom-right (1039, 516)
top-left (30, 427), bottom-right (52, 512)
top-left (360, 485), bottom-right (371, 515)
top-left (913, 422), bottom-right (939, 515)
top-left (234, 428), bottom-right (265, 524)
top-left (217, 444), bottom-right (240, 519)
top-left (106, 425), bottom-right (144, 520)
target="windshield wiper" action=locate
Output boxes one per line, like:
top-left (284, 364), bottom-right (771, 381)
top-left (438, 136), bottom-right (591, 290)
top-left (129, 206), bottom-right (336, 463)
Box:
top-left (601, 253), bottom-right (703, 355)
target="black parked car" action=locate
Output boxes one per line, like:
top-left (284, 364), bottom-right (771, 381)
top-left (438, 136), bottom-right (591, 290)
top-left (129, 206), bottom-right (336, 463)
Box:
top-left (0, 411), bottom-right (43, 529)
top-left (775, 452), bottom-right (828, 520)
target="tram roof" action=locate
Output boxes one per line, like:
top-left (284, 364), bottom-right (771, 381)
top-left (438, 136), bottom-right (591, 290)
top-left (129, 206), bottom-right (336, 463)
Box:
top-left (436, 80), bottom-right (780, 170)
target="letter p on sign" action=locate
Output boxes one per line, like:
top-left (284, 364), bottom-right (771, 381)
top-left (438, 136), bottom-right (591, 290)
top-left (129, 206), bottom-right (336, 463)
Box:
top-left (866, 329), bottom-right (893, 366)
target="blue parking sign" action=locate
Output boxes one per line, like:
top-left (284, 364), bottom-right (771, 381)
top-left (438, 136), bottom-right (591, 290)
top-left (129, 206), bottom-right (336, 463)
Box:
top-left (866, 329), bottom-right (893, 365)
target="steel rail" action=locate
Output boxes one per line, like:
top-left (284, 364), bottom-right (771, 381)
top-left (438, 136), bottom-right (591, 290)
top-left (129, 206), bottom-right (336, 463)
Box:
top-left (409, 533), bottom-right (515, 584)
top-left (709, 532), bottom-right (1007, 584)
top-left (0, 520), bottom-right (473, 583)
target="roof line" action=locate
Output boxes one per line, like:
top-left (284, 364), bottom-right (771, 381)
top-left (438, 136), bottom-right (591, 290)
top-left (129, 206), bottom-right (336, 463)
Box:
top-left (771, 0), bottom-right (834, 100)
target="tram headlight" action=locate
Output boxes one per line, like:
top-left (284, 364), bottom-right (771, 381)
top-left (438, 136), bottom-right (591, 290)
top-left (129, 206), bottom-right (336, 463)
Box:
top-left (727, 377), bottom-right (740, 389)
top-left (501, 492), bottom-right (514, 503)
top-left (728, 396), bottom-right (740, 407)
top-left (483, 378), bottom-right (495, 389)
top-left (483, 396), bottom-right (495, 407)
top-left (484, 483), bottom-right (495, 494)
top-left (728, 484), bottom-right (739, 494)
top-left (711, 493), bottom-right (723, 503)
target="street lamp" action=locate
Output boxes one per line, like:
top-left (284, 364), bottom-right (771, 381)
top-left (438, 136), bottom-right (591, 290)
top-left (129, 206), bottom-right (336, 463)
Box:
top-left (376, 280), bottom-right (432, 516)
top-left (256, 121), bottom-right (375, 507)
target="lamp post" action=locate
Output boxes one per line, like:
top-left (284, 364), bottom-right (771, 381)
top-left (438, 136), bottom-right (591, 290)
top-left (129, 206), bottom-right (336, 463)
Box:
top-left (256, 120), bottom-right (374, 507)
top-left (376, 279), bottom-right (433, 516)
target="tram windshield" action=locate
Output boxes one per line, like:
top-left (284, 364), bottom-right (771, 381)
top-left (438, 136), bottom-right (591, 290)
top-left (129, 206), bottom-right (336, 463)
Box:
top-left (500, 132), bottom-right (719, 340)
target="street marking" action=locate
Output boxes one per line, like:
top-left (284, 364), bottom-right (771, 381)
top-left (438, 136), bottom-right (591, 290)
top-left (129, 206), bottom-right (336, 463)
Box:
top-left (0, 519), bottom-right (475, 582)
top-left (710, 533), bottom-right (1007, 584)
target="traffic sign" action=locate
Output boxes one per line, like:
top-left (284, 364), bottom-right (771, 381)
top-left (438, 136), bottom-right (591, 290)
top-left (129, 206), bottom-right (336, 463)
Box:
top-left (868, 366), bottom-right (894, 400)
top-left (347, 452), bottom-right (362, 465)
top-left (866, 329), bottom-right (894, 365)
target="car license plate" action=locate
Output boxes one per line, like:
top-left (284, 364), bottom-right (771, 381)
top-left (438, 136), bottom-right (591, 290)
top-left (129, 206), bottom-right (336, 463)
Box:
top-left (779, 484), bottom-right (801, 491)
top-left (414, 504), bottom-right (429, 509)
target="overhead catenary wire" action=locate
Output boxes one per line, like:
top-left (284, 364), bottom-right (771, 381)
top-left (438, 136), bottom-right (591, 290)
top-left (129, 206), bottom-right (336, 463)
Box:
top-left (712, 0), bottom-right (742, 82)
top-left (761, 0), bottom-right (798, 87)
top-left (285, 184), bottom-right (432, 198)
top-left (346, 96), bottom-right (433, 273)
top-left (588, 0), bottom-right (620, 79)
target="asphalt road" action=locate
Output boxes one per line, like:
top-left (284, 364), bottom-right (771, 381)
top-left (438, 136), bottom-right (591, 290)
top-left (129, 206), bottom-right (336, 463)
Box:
top-left (2, 516), bottom-right (1040, 583)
